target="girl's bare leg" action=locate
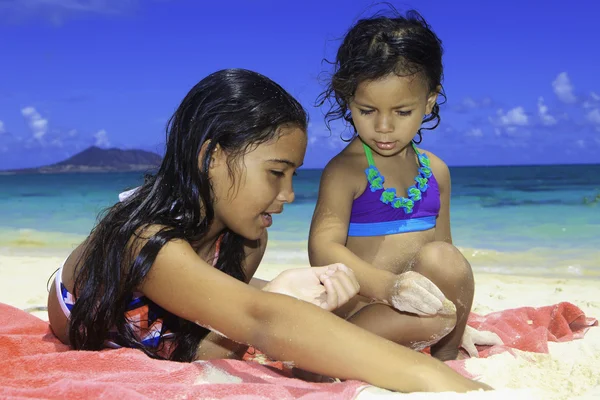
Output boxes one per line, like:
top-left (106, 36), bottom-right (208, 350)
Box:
top-left (412, 242), bottom-right (474, 360)
top-left (342, 241), bottom-right (474, 361)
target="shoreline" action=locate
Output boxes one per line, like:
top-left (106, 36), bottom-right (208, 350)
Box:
top-left (3, 226), bottom-right (597, 281)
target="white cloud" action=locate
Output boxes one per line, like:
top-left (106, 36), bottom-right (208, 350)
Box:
top-left (309, 135), bottom-right (343, 149)
top-left (307, 123), bottom-right (318, 145)
top-left (0, 120), bottom-right (5, 134)
top-left (309, 132), bottom-right (347, 150)
top-left (0, 0), bottom-right (142, 24)
top-left (496, 107), bottom-right (529, 126)
top-left (21, 106), bottom-right (48, 140)
top-left (307, 121), bottom-right (350, 149)
top-left (552, 72), bottom-right (577, 104)
top-left (481, 97), bottom-right (493, 107)
top-left (490, 110), bottom-right (530, 137)
top-left (94, 129), bottom-right (110, 147)
top-left (537, 97), bottom-right (557, 126)
top-left (461, 97), bottom-right (477, 109)
top-left (0, 0), bottom-right (137, 14)
top-left (584, 92), bottom-right (600, 109)
top-left (587, 109), bottom-right (600, 125)
top-left (450, 97), bottom-right (494, 113)
top-left (466, 128), bottom-right (483, 137)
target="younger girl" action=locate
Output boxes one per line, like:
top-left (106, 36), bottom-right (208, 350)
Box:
top-left (309, 10), bottom-right (500, 360)
top-left (47, 68), bottom-right (490, 393)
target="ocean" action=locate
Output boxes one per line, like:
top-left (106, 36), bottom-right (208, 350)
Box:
top-left (1, 165), bottom-right (599, 279)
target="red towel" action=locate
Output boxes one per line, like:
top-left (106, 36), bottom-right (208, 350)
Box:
top-left (1, 301), bottom-right (596, 398)
top-left (445, 302), bottom-right (598, 377)
top-left (0, 303), bottom-right (366, 400)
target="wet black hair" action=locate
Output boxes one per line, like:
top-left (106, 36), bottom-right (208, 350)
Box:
top-left (68, 68), bottom-right (308, 362)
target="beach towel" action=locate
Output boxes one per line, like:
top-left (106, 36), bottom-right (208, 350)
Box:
top-left (0, 301), bottom-right (596, 399)
top-left (0, 302), bottom-right (366, 400)
top-left (444, 301), bottom-right (598, 377)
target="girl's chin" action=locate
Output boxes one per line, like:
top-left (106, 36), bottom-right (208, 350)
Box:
top-left (231, 226), bottom-right (265, 242)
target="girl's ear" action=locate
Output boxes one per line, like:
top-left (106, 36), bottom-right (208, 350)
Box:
top-left (426, 85), bottom-right (441, 115)
top-left (197, 140), bottom-right (223, 172)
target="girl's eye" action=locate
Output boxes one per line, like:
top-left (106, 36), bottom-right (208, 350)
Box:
top-left (397, 110), bottom-right (412, 116)
top-left (270, 170), bottom-right (298, 178)
top-left (359, 109), bottom-right (374, 116)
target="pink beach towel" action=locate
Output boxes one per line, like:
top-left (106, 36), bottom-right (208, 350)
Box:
top-left (0, 301), bottom-right (596, 398)
top-left (0, 303), bottom-right (366, 400)
top-left (445, 301), bottom-right (598, 377)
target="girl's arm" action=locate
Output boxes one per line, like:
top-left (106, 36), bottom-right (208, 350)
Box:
top-left (140, 237), bottom-right (487, 393)
top-left (197, 230), bottom-right (269, 359)
top-left (246, 230), bottom-right (358, 304)
top-left (421, 150), bottom-right (452, 244)
top-left (199, 230), bottom-right (358, 359)
top-left (249, 278), bottom-right (268, 289)
top-left (308, 158), bottom-right (398, 302)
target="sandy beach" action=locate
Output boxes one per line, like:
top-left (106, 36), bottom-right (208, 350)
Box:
top-left (1, 253), bottom-right (598, 399)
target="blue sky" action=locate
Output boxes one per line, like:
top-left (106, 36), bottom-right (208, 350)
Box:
top-left (0, 0), bottom-right (599, 169)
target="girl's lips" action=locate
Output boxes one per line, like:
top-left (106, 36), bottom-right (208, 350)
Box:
top-left (375, 141), bottom-right (397, 150)
top-left (261, 213), bottom-right (273, 228)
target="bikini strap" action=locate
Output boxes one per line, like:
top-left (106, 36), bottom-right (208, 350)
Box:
top-left (212, 233), bottom-right (224, 267)
top-left (362, 142), bottom-right (375, 166)
top-left (411, 141), bottom-right (420, 154)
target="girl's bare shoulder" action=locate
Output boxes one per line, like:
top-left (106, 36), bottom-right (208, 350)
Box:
top-left (321, 142), bottom-right (368, 195)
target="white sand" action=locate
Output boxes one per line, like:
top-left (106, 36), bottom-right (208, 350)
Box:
top-left (0, 254), bottom-right (65, 318)
top-left (1, 254), bottom-right (599, 399)
top-left (356, 274), bottom-right (600, 400)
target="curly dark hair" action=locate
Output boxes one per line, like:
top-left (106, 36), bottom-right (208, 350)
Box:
top-left (317, 5), bottom-right (446, 143)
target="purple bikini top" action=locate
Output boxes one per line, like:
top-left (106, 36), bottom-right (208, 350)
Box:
top-left (347, 142), bottom-right (440, 237)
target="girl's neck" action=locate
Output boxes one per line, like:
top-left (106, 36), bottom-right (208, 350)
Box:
top-left (354, 137), bottom-right (414, 160)
top-left (191, 218), bottom-right (226, 261)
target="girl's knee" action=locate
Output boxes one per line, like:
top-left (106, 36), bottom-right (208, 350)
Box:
top-left (408, 314), bottom-right (457, 351)
top-left (413, 241), bottom-right (474, 289)
top-left (434, 312), bottom-right (457, 338)
top-left (417, 241), bottom-right (463, 264)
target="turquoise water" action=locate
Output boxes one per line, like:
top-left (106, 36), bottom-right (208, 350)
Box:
top-left (1, 165), bottom-right (599, 278)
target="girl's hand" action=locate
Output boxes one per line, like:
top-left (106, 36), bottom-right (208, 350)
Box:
top-left (460, 325), bottom-right (504, 358)
top-left (388, 271), bottom-right (456, 316)
top-left (263, 263), bottom-right (359, 311)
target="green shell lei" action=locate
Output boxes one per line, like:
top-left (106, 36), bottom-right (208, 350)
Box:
top-left (363, 142), bottom-right (432, 214)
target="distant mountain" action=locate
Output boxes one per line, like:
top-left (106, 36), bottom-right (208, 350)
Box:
top-left (2, 146), bottom-right (163, 174)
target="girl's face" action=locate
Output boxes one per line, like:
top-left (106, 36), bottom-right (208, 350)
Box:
top-left (209, 125), bottom-right (307, 241)
top-left (349, 73), bottom-right (438, 156)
